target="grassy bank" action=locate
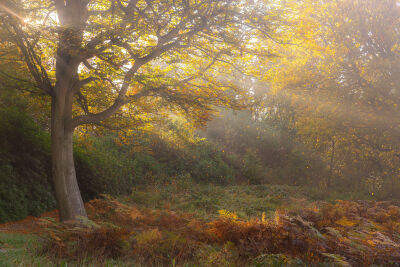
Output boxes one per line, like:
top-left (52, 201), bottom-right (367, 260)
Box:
top-left (126, 183), bottom-right (374, 220)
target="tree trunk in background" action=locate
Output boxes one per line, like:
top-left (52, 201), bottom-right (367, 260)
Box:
top-left (328, 138), bottom-right (335, 188)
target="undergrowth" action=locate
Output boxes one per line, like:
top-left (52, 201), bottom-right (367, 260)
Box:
top-left (34, 195), bottom-right (400, 266)
top-left (127, 183), bottom-right (373, 220)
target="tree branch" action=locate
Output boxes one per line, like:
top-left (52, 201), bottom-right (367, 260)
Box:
top-left (2, 18), bottom-right (54, 95)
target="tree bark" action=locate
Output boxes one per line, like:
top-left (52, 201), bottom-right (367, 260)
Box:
top-left (50, 0), bottom-right (88, 220)
top-left (51, 96), bottom-right (87, 221)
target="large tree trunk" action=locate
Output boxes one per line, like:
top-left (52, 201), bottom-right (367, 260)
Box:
top-left (50, 0), bottom-right (89, 221)
top-left (51, 98), bottom-right (87, 221)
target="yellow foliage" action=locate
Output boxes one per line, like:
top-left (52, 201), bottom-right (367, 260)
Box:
top-left (367, 240), bottom-right (375, 246)
top-left (261, 212), bottom-right (266, 223)
top-left (135, 229), bottom-right (162, 245)
top-left (335, 217), bottom-right (357, 227)
top-left (218, 209), bottom-right (238, 221)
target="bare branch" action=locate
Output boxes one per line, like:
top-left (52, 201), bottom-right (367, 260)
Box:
top-left (2, 18), bottom-right (54, 95)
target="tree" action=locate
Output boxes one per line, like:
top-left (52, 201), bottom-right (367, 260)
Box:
top-left (0, 0), bottom-right (279, 221)
top-left (264, 0), bottom-right (400, 191)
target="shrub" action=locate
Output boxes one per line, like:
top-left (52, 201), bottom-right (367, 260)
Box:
top-left (0, 107), bottom-right (55, 223)
top-left (240, 150), bottom-right (265, 184)
top-left (0, 165), bottom-right (28, 222)
top-left (186, 142), bottom-right (236, 185)
top-left (132, 229), bottom-right (201, 266)
top-left (39, 219), bottom-right (132, 263)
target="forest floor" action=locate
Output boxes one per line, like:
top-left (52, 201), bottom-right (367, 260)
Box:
top-left (0, 184), bottom-right (399, 266)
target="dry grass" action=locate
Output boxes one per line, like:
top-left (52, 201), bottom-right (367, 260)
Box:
top-left (35, 196), bottom-right (400, 266)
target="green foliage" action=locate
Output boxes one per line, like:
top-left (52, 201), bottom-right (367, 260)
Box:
top-left (203, 109), bottom-right (317, 186)
top-left (128, 183), bottom-right (310, 220)
top-left (252, 254), bottom-right (304, 267)
top-left (0, 165), bottom-right (28, 222)
top-left (0, 107), bottom-right (55, 223)
top-left (74, 136), bottom-right (138, 200)
top-left (0, 107), bottom-right (164, 221)
top-left (0, 233), bottom-right (55, 267)
top-left (241, 150), bottom-right (265, 184)
top-left (183, 142), bottom-right (236, 185)
top-left (0, 105), bottom-right (391, 224)
top-left (0, 106), bottom-right (241, 223)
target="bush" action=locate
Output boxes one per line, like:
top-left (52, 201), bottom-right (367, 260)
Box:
top-left (0, 108), bottom-right (147, 222)
top-left (39, 219), bottom-right (132, 263)
top-left (0, 107), bottom-right (55, 223)
top-left (74, 141), bottom-right (137, 200)
top-left (0, 165), bottom-right (28, 222)
top-left (75, 135), bottom-right (168, 200)
top-left (240, 150), bottom-right (265, 184)
top-left (186, 142), bottom-right (236, 185)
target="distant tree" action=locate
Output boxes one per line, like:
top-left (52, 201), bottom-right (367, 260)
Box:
top-left (266, 0), bottom-right (400, 190)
